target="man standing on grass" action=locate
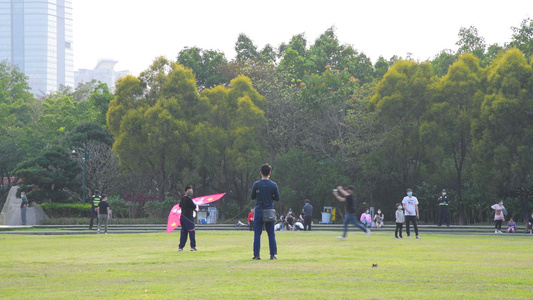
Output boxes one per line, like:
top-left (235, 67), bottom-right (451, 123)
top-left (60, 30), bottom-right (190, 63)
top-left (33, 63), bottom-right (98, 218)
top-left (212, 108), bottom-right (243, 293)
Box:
top-left (333, 185), bottom-right (370, 240)
top-left (437, 189), bottom-right (450, 227)
top-left (20, 191), bottom-right (29, 225)
top-left (402, 188), bottom-right (420, 239)
top-left (179, 186), bottom-right (197, 252)
top-left (96, 194), bottom-right (110, 234)
top-left (302, 199), bottom-right (313, 231)
top-left (89, 190), bottom-right (101, 230)
top-left (251, 163), bottom-right (280, 260)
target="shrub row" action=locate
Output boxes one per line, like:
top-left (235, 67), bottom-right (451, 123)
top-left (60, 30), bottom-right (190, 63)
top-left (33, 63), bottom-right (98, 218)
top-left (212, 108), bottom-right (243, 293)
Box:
top-left (39, 197), bottom-right (179, 220)
top-left (40, 203), bottom-right (92, 218)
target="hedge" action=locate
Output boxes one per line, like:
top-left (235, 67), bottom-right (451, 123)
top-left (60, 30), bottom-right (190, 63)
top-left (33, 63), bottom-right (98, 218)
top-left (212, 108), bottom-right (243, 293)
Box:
top-left (40, 203), bottom-right (92, 218)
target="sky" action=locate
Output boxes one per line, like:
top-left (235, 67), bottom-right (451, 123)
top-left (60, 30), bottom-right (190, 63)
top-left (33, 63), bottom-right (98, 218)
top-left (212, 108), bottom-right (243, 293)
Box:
top-left (73, 0), bottom-right (533, 76)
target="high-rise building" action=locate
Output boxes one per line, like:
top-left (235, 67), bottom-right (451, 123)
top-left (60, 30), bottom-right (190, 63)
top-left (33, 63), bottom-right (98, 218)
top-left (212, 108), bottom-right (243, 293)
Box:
top-left (75, 59), bottom-right (129, 93)
top-left (0, 0), bottom-right (74, 96)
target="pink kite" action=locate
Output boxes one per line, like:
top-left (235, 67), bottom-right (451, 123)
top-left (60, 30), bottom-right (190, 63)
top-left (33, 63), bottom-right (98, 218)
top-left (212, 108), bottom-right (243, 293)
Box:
top-left (166, 193), bottom-right (226, 233)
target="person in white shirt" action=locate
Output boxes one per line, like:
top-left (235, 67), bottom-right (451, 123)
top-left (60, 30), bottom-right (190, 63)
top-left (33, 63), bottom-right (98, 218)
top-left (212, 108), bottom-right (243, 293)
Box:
top-left (402, 188), bottom-right (420, 239)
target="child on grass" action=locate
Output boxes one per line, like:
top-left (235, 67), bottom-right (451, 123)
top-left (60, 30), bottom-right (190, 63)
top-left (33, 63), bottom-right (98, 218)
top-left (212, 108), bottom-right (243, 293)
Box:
top-left (360, 209), bottom-right (372, 228)
top-left (395, 203), bottom-right (404, 239)
top-left (506, 218), bottom-right (517, 233)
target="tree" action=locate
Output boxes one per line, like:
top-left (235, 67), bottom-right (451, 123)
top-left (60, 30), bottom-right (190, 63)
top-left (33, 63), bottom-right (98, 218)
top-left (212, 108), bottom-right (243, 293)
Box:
top-left (472, 48), bottom-right (533, 222)
top-left (219, 60), bottom-right (303, 154)
top-left (374, 56), bottom-right (390, 80)
top-left (177, 47), bottom-right (229, 91)
top-left (299, 65), bottom-right (361, 161)
top-left (107, 75), bottom-right (145, 137)
top-left (15, 146), bottom-right (81, 203)
top-left (274, 148), bottom-right (349, 217)
top-left (425, 53), bottom-right (483, 224)
top-left (508, 18), bottom-right (533, 62)
top-left (197, 75), bottom-right (268, 219)
top-left (431, 49), bottom-right (457, 78)
top-left (66, 121), bottom-right (116, 200)
top-left (456, 26), bottom-right (486, 59)
top-left (109, 61), bottom-right (197, 200)
top-left (235, 33), bottom-right (260, 63)
top-left (278, 33), bottom-right (311, 83)
top-left (86, 82), bottom-right (115, 127)
top-left (369, 60), bottom-right (436, 190)
top-left (69, 141), bottom-right (122, 201)
top-left (0, 61), bottom-right (38, 191)
top-left (37, 92), bottom-right (82, 143)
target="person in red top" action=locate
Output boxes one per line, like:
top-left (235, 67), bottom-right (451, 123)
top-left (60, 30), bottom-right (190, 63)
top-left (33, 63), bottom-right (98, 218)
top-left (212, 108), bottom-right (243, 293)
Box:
top-left (248, 208), bottom-right (254, 231)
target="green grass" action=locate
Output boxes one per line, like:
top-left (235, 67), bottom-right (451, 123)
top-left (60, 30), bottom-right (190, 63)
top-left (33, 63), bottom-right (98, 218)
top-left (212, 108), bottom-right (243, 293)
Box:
top-left (0, 230), bottom-right (531, 299)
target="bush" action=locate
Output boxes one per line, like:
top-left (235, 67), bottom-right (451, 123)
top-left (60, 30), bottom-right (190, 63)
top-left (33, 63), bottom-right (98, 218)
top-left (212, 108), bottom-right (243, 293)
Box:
top-left (143, 198), bottom-right (177, 220)
top-left (40, 217), bottom-right (168, 225)
top-left (106, 196), bottom-right (129, 218)
top-left (40, 203), bottom-right (91, 218)
top-left (123, 193), bottom-right (156, 218)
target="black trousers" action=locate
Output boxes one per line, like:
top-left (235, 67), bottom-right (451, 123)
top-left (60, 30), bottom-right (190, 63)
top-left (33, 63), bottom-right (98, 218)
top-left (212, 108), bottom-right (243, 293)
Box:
top-left (304, 215), bottom-right (312, 231)
top-left (494, 220), bottom-right (503, 231)
top-left (89, 207), bottom-right (97, 229)
top-left (395, 222), bottom-right (403, 237)
top-left (438, 205), bottom-right (450, 226)
top-left (179, 215), bottom-right (196, 249)
top-left (405, 215), bottom-right (419, 236)
top-left (249, 221), bottom-right (254, 231)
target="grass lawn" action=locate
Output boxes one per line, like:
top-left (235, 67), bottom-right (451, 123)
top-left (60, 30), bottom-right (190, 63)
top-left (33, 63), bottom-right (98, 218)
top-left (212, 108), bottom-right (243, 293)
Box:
top-left (0, 230), bottom-right (531, 299)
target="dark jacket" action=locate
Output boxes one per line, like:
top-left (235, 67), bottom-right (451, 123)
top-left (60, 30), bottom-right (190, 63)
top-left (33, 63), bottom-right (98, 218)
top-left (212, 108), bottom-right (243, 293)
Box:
top-left (179, 196), bottom-right (196, 218)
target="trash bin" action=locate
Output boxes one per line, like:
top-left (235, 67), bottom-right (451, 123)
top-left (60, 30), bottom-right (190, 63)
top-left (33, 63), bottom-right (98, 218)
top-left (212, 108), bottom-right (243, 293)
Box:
top-left (321, 212), bottom-right (331, 224)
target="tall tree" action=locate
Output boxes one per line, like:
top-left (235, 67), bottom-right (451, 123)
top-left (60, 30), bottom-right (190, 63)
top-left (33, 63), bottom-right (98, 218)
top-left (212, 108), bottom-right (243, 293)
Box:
top-left (197, 75), bottom-right (268, 219)
top-left (177, 47), bottom-right (229, 91)
top-left (15, 146), bottom-right (81, 203)
top-left (299, 65), bottom-right (360, 161)
top-left (235, 33), bottom-right (260, 63)
top-left (369, 60), bottom-right (436, 189)
top-left (0, 61), bottom-right (38, 188)
top-left (108, 61), bottom-right (197, 200)
top-left (472, 48), bottom-right (533, 222)
top-left (431, 49), bottom-right (457, 78)
top-left (508, 18), bottom-right (533, 62)
top-left (425, 53), bottom-right (482, 224)
top-left (456, 26), bottom-right (486, 59)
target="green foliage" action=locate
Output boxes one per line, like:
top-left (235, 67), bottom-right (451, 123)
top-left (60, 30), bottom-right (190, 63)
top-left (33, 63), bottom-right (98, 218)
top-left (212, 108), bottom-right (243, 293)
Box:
top-left (456, 26), bottom-right (486, 59)
top-left (369, 60), bottom-right (436, 189)
top-left (40, 203), bottom-right (91, 218)
top-left (4, 25), bottom-right (533, 225)
top-left (15, 146), bottom-right (81, 203)
top-left (509, 17), bottom-right (533, 61)
top-left (143, 198), bottom-right (177, 220)
top-left (431, 49), bottom-right (457, 77)
top-left (472, 48), bottom-right (533, 221)
top-left (274, 148), bottom-right (349, 217)
top-left (426, 53), bottom-right (482, 223)
top-left (86, 82), bottom-right (115, 126)
top-left (177, 47), bottom-right (228, 90)
top-left (0, 61), bottom-right (40, 179)
top-left (67, 121), bottom-right (112, 148)
top-left (109, 61), bottom-right (198, 200)
top-left (106, 195), bottom-right (128, 218)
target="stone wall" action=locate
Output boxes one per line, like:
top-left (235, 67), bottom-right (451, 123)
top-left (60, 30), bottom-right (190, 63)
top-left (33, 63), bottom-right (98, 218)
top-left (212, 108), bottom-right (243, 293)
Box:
top-left (0, 186), bottom-right (49, 225)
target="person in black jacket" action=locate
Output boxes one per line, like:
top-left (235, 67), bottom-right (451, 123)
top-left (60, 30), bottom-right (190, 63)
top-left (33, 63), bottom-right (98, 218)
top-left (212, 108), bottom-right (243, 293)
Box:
top-left (179, 186), bottom-right (197, 251)
top-left (89, 190), bottom-right (102, 230)
top-left (437, 189), bottom-right (450, 227)
top-left (251, 164), bottom-right (280, 260)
